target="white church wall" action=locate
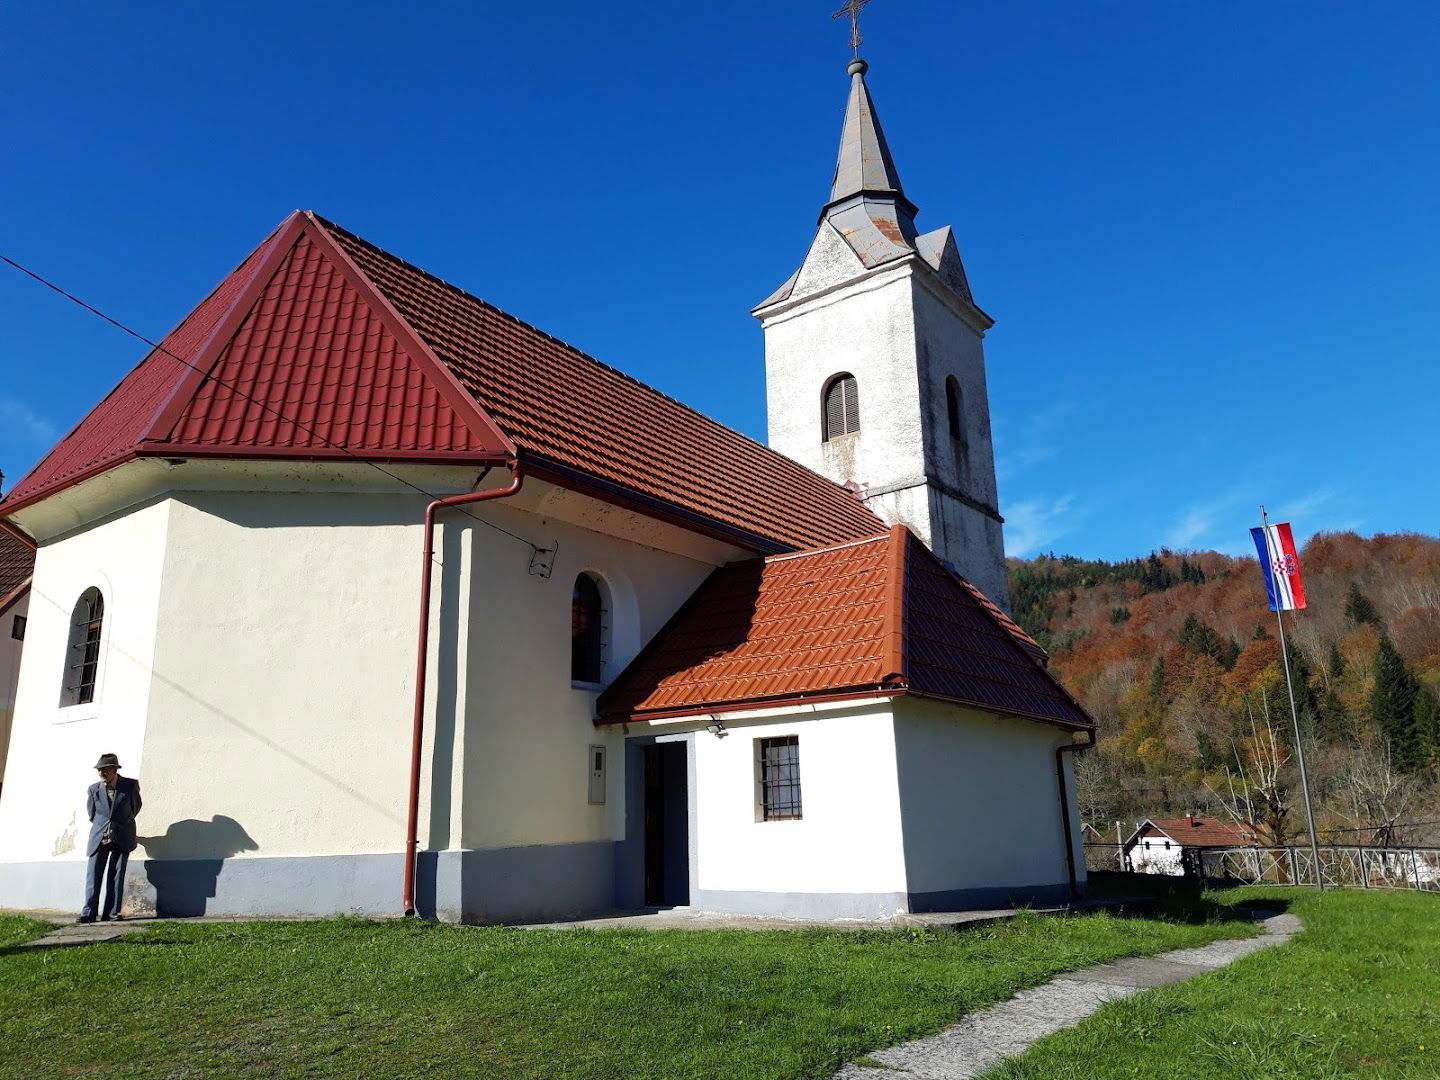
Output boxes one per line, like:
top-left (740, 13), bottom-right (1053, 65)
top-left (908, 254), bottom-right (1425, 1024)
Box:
top-left (687, 701), bottom-right (911, 918)
top-left (892, 697), bottom-right (1080, 908)
top-left (451, 495), bottom-right (716, 857)
top-left (0, 499), bottom-right (171, 899)
top-left (762, 263), bottom-right (924, 488)
top-left (138, 490), bottom-right (429, 864)
top-left (0, 592), bottom-right (29, 787)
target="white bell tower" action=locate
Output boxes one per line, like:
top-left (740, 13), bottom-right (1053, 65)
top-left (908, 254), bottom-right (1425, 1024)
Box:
top-left (753, 57), bottom-right (1011, 609)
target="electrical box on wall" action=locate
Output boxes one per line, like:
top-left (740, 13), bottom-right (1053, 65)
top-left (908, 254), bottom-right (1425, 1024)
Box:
top-left (587, 744), bottom-right (606, 804)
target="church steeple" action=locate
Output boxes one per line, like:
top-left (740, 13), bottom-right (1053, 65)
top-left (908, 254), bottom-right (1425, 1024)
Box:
top-left (754, 51), bottom-right (1011, 610)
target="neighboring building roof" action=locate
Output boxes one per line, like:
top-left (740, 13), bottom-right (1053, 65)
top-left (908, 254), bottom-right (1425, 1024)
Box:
top-left (2, 212), bottom-right (885, 555)
top-left (0, 532), bottom-right (33, 615)
top-left (595, 525), bottom-right (1092, 730)
top-left (1125, 817), bottom-right (1260, 850)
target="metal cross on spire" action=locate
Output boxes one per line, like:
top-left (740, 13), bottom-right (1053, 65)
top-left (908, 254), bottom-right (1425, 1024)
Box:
top-left (832, 0), bottom-right (872, 57)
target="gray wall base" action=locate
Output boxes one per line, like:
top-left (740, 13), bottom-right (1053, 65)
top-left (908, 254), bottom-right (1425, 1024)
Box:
top-left (0, 842), bottom-right (616, 924)
top-left (908, 882), bottom-right (1073, 912)
top-left (693, 888), bottom-right (911, 920)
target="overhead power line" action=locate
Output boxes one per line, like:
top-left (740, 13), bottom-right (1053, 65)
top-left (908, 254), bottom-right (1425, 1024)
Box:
top-left (0, 253), bottom-right (542, 557)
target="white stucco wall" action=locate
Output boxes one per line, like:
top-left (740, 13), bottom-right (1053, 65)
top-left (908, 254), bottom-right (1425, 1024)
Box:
top-left (0, 500), bottom-right (171, 862)
top-left (128, 485), bottom-right (722, 864)
top-left (0, 592), bottom-right (28, 786)
top-left (690, 703), bottom-right (909, 906)
top-left (891, 697), bottom-right (1081, 898)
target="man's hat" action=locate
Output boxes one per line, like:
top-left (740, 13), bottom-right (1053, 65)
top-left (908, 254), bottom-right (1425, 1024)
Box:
top-left (93, 753), bottom-right (121, 770)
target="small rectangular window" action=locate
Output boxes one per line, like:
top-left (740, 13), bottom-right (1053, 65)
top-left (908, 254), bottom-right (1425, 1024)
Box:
top-left (757, 736), bottom-right (802, 821)
top-left (10, 614), bottom-right (24, 641)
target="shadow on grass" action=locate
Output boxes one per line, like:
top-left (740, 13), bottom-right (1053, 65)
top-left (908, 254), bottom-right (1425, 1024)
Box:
top-left (1085, 871), bottom-right (1290, 927)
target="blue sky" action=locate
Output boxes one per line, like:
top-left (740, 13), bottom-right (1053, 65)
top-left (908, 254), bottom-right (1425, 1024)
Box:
top-left (2, 2), bottom-right (1436, 560)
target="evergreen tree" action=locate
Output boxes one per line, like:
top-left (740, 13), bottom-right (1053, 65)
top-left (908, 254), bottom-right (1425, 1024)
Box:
top-left (1148, 655), bottom-right (1167, 714)
top-left (1315, 688), bottom-right (1353, 744)
top-left (1345, 582), bottom-right (1380, 627)
top-left (1219, 637), bottom-right (1241, 671)
top-left (1254, 623), bottom-right (1270, 640)
top-left (1371, 633), bottom-right (1422, 771)
top-left (1416, 689), bottom-right (1440, 768)
top-left (1327, 641), bottom-right (1346, 680)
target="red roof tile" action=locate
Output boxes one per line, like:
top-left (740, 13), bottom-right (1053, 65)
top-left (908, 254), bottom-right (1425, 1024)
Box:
top-left (596, 525), bottom-right (1093, 729)
top-left (1134, 817), bottom-right (1260, 848)
top-left (317, 217), bottom-right (886, 552)
top-left (3, 212), bottom-right (885, 555)
top-left (0, 532), bottom-right (33, 613)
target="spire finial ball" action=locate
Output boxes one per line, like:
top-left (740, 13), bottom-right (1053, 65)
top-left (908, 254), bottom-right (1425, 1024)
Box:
top-left (847, 57), bottom-right (868, 77)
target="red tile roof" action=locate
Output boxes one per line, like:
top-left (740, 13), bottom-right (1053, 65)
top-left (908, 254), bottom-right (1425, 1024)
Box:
top-left (2, 211), bottom-right (885, 555)
top-left (1133, 817), bottom-right (1260, 848)
top-left (0, 532), bottom-right (33, 614)
top-left (595, 525), bottom-right (1092, 729)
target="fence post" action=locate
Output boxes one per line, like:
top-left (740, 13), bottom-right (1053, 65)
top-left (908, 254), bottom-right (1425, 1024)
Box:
top-left (1288, 847), bottom-right (1299, 887)
top-left (1357, 846), bottom-right (1368, 888)
top-left (1412, 848), bottom-right (1421, 889)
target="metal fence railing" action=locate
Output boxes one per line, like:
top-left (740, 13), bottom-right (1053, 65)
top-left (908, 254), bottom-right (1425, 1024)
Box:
top-left (1199, 846), bottom-right (1440, 891)
top-left (1081, 841), bottom-right (1440, 892)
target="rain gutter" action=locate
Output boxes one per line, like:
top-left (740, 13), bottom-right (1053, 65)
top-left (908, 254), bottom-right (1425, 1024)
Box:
top-left (403, 461), bottom-right (523, 916)
top-left (1055, 727), bottom-right (1097, 900)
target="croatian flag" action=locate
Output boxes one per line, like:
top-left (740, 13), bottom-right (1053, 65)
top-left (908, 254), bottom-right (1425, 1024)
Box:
top-left (1250, 522), bottom-right (1307, 611)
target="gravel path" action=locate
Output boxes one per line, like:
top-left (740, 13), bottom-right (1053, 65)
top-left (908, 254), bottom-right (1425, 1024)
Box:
top-left (835, 909), bottom-right (1303, 1079)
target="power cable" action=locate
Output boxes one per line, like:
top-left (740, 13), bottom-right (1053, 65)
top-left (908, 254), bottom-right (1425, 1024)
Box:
top-left (0, 253), bottom-right (542, 557)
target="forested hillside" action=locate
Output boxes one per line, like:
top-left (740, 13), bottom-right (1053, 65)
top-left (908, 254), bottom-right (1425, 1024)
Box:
top-left (1008, 532), bottom-right (1440, 846)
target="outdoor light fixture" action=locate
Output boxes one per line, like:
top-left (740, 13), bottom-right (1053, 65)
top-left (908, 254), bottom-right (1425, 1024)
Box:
top-left (706, 718), bottom-right (728, 738)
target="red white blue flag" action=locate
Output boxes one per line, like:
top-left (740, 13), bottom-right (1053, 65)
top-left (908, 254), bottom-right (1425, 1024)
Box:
top-left (1250, 522), bottom-right (1307, 611)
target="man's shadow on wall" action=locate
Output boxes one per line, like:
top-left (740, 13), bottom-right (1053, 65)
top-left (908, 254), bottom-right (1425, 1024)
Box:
top-left (138, 816), bottom-right (258, 917)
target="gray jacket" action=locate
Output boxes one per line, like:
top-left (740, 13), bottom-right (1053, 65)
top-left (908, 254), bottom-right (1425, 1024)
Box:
top-left (86, 776), bottom-right (142, 855)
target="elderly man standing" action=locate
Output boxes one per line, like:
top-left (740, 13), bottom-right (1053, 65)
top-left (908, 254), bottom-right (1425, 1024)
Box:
top-left (80, 753), bottom-right (142, 923)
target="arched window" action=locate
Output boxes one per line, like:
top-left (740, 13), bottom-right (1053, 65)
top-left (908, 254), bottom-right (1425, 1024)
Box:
top-left (822, 374), bottom-right (860, 441)
top-left (946, 376), bottom-right (966, 443)
top-left (571, 573), bottom-right (606, 684)
top-left (61, 587), bottom-right (104, 707)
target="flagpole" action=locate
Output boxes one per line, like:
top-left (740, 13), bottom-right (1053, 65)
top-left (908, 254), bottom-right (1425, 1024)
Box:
top-left (1262, 505), bottom-right (1323, 889)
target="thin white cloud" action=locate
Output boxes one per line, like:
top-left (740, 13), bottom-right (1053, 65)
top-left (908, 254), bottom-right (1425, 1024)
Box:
top-left (1005, 493), bottom-right (1079, 556)
top-left (996, 401), bottom-right (1077, 478)
top-left (0, 392), bottom-right (57, 444)
top-left (1164, 487), bottom-right (1259, 551)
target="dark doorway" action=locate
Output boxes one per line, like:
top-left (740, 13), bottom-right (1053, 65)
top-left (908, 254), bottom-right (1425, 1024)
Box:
top-left (643, 742), bottom-right (690, 906)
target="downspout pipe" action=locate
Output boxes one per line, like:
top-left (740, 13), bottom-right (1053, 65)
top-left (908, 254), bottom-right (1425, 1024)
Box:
top-left (1056, 728), bottom-right (1097, 901)
top-left (403, 461), bottom-right (523, 916)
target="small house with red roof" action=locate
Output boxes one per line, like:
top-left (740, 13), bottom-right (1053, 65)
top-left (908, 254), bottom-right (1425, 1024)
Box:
top-left (0, 57), bottom-right (1094, 922)
top-left (1123, 816), bottom-right (1261, 876)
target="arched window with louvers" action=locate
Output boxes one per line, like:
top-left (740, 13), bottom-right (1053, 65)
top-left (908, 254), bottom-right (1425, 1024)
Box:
top-left (822, 373), bottom-right (860, 441)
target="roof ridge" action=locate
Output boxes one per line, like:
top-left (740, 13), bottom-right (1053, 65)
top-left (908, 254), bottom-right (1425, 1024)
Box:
top-left (310, 213), bottom-right (874, 507)
top-left (765, 531), bottom-right (889, 563)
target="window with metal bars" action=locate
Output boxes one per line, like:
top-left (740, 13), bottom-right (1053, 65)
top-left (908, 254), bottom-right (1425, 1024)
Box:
top-left (571, 572), bottom-right (607, 684)
top-left (757, 735), bottom-right (802, 821)
top-left (822, 374), bottom-right (860, 441)
top-left (60, 588), bottom-right (104, 707)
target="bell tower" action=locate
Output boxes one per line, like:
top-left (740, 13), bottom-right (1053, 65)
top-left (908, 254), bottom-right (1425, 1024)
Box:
top-left (753, 57), bottom-right (1010, 609)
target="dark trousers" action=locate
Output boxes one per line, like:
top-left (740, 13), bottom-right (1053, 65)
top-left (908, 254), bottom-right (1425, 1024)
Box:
top-left (83, 843), bottom-right (130, 919)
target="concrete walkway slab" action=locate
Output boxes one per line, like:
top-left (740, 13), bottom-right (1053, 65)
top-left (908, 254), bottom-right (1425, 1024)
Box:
top-left (12, 920), bottom-right (151, 951)
top-left (835, 909), bottom-right (1299, 1079)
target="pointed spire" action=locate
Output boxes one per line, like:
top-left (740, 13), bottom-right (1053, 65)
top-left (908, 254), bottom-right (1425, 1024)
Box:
top-left (817, 58), bottom-right (918, 268)
top-left (827, 58), bottom-right (911, 211)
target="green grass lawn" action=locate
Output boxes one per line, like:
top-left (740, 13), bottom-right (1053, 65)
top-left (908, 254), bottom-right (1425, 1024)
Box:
top-left (986, 887), bottom-right (1440, 1080)
top-left (0, 915), bottom-right (53, 949)
top-left (0, 900), bottom-right (1249, 1080)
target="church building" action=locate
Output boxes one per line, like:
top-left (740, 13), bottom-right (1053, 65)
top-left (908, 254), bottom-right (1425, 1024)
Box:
top-left (0, 58), bottom-right (1093, 922)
